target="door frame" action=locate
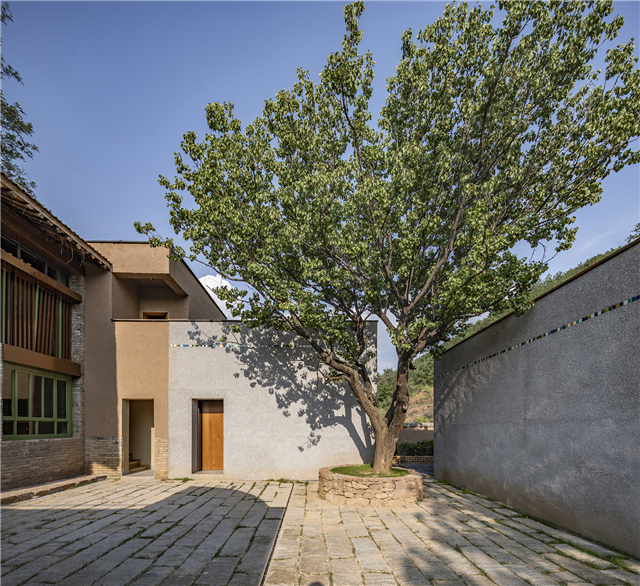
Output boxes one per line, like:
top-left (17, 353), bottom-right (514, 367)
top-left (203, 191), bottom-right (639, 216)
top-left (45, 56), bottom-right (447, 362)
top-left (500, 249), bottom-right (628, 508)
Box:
top-left (194, 399), bottom-right (224, 472)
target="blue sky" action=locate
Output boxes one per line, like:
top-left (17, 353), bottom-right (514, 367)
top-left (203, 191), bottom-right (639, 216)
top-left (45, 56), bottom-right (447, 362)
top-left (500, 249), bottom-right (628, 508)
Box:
top-left (3, 1), bottom-right (638, 372)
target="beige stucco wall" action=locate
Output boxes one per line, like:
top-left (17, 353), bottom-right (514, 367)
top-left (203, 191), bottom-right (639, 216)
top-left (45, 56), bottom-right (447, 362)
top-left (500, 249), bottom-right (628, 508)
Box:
top-left (84, 264), bottom-right (118, 437)
top-left (172, 261), bottom-right (226, 320)
top-left (115, 321), bottom-right (168, 437)
top-left (90, 242), bottom-right (170, 275)
top-left (138, 285), bottom-right (189, 319)
top-left (112, 276), bottom-right (140, 319)
top-left (90, 241), bottom-right (225, 320)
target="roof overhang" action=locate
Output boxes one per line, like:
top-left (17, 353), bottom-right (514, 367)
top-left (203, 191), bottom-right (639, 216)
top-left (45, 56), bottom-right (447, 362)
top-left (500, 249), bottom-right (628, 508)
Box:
top-left (1, 174), bottom-right (112, 271)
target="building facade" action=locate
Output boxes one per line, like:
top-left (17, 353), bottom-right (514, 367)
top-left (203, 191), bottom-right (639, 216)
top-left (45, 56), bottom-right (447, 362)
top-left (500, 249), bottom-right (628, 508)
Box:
top-left (2, 176), bottom-right (376, 489)
top-left (1, 175), bottom-right (111, 490)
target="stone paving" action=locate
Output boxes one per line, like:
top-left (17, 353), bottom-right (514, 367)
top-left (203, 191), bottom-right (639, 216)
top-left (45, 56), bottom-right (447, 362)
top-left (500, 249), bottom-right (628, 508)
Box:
top-left (264, 476), bottom-right (640, 586)
top-left (1, 479), bottom-right (292, 586)
top-left (2, 476), bottom-right (639, 586)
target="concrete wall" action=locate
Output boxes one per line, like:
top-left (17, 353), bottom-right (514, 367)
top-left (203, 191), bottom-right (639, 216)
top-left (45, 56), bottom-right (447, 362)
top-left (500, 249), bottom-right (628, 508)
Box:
top-left (168, 321), bottom-right (376, 479)
top-left (434, 243), bottom-right (639, 557)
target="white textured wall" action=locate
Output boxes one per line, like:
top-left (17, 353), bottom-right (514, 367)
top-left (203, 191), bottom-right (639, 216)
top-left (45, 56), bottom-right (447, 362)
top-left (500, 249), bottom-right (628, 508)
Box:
top-left (168, 322), bottom-right (376, 479)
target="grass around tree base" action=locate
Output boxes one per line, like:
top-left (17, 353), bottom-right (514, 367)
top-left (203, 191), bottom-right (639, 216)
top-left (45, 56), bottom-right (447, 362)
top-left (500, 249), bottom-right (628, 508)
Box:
top-left (330, 464), bottom-right (410, 478)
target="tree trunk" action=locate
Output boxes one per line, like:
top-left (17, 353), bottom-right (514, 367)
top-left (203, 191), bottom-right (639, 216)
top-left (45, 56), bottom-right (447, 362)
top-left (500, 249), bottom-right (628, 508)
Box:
top-left (372, 426), bottom-right (398, 473)
top-left (371, 353), bottom-right (411, 474)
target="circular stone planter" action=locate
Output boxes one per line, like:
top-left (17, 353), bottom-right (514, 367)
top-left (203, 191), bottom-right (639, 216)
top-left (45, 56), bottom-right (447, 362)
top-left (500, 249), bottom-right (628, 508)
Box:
top-left (318, 466), bottom-right (423, 506)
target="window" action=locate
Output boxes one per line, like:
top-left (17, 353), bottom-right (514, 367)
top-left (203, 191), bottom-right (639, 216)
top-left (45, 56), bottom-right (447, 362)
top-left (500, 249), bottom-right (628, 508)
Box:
top-left (1, 364), bottom-right (72, 439)
top-left (143, 312), bottom-right (168, 319)
top-left (1, 236), bottom-right (69, 287)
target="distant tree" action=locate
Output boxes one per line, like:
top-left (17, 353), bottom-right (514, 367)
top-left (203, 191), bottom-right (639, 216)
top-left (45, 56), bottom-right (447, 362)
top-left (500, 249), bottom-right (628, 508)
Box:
top-left (1, 2), bottom-right (38, 195)
top-left (627, 223), bottom-right (640, 244)
top-left (138, 1), bottom-right (640, 472)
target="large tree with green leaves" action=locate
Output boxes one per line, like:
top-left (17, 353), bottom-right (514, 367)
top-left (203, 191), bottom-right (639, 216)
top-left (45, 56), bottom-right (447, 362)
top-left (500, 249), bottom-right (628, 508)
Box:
top-left (1, 2), bottom-right (38, 196)
top-left (138, 1), bottom-right (639, 473)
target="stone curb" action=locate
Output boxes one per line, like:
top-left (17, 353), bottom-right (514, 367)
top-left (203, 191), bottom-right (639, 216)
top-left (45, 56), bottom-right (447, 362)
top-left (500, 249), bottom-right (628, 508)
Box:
top-left (1, 474), bottom-right (108, 505)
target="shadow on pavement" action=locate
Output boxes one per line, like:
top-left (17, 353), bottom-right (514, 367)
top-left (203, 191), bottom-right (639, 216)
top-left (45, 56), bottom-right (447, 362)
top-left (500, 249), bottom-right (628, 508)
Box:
top-left (1, 480), bottom-right (290, 586)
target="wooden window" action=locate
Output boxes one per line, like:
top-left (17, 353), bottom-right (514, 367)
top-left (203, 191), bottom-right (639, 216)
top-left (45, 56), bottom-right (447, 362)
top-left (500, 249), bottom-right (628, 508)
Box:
top-left (1, 364), bottom-right (72, 440)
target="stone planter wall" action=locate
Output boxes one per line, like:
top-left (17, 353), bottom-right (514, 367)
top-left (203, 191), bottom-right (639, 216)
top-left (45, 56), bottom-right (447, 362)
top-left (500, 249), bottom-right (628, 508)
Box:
top-left (318, 466), bottom-right (423, 506)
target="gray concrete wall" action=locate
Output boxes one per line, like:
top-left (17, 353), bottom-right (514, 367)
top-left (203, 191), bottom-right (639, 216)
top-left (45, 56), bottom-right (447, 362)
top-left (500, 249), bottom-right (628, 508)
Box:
top-left (168, 321), bottom-right (376, 480)
top-left (434, 243), bottom-right (639, 557)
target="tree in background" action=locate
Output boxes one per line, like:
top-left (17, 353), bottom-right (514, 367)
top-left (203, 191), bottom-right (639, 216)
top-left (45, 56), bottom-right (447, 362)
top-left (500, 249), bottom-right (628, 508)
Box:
top-left (138, 1), bottom-right (639, 473)
top-left (1, 2), bottom-right (38, 196)
top-left (627, 223), bottom-right (640, 243)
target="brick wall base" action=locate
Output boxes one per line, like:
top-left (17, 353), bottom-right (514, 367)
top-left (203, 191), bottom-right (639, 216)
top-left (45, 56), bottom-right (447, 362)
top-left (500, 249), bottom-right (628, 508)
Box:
top-left (85, 436), bottom-right (122, 479)
top-left (1, 438), bottom-right (85, 491)
top-left (154, 437), bottom-right (168, 479)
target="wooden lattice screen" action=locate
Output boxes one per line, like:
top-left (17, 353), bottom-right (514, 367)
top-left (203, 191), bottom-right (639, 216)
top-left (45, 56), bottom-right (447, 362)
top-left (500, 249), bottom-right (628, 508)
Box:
top-left (1, 264), bottom-right (73, 360)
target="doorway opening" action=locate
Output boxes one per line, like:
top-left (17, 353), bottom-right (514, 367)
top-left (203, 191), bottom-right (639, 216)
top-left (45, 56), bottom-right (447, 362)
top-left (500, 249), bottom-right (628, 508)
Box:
top-left (197, 400), bottom-right (223, 472)
top-left (122, 399), bottom-right (154, 475)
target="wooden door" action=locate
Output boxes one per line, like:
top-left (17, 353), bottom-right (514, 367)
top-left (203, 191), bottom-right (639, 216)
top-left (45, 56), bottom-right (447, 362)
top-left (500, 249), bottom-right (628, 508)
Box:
top-left (201, 400), bottom-right (223, 470)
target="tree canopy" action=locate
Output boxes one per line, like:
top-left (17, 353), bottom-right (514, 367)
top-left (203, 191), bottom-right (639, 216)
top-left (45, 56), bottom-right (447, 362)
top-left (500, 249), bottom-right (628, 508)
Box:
top-left (138, 1), bottom-right (639, 472)
top-left (1, 2), bottom-right (38, 196)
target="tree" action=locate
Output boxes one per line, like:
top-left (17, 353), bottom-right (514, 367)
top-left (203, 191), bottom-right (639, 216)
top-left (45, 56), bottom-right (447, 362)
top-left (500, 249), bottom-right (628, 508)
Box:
top-left (137, 1), bottom-right (640, 473)
top-left (1, 1), bottom-right (38, 196)
top-left (381, 242), bottom-right (625, 411)
top-left (627, 223), bottom-right (640, 243)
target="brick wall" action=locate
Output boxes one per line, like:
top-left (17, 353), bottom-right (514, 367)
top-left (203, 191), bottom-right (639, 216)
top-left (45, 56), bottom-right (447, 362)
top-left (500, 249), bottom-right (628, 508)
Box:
top-left (85, 436), bottom-right (122, 479)
top-left (70, 274), bottom-right (86, 440)
top-left (154, 437), bottom-right (168, 479)
top-left (1, 438), bottom-right (85, 490)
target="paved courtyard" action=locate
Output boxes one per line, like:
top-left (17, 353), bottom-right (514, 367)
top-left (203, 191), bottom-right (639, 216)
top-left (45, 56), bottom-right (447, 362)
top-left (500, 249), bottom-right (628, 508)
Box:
top-left (265, 477), bottom-right (640, 586)
top-left (1, 479), bottom-right (290, 586)
top-left (2, 476), bottom-right (639, 586)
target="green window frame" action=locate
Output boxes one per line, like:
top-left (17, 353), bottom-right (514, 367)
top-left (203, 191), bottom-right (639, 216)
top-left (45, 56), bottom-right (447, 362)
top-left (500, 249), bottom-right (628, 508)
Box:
top-left (2, 363), bottom-right (72, 440)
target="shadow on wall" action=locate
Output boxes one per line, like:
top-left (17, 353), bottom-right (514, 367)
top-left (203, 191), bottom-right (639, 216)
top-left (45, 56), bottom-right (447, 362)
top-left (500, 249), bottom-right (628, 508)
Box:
top-left (183, 322), bottom-right (374, 462)
top-left (1, 482), bottom-right (286, 585)
top-left (434, 349), bottom-right (639, 557)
